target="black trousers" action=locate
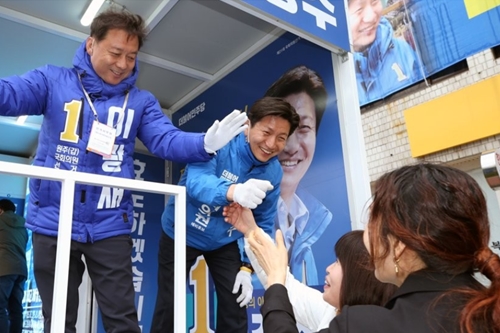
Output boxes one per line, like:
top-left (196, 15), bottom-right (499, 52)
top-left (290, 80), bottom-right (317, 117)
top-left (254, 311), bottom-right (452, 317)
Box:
top-left (150, 231), bottom-right (247, 333)
top-left (0, 274), bottom-right (26, 333)
top-left (33, 233), bottom-right (141, 333)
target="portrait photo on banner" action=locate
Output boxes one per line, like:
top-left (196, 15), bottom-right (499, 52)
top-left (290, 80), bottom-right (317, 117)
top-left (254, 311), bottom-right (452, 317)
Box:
top-left (172, 32), bottom-right (351, 332)
top-left (348, 0), bottom-right (423, 106)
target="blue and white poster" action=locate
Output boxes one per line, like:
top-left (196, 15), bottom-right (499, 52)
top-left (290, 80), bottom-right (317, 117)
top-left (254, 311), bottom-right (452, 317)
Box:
top-left (22, 230), bottom-right (42, 333)
top-left (350, 0), bottom-right (500, 105)
top-left (172, 32), bottom-right (351, 332)
top-left (410, 0), bottom-right (500, 75)
top-left (349, 0), bottom-right (423, 105)
top-left (21, 190), bottom-right (44, 333)
top-left (227, 0), bottom-right (350, 52)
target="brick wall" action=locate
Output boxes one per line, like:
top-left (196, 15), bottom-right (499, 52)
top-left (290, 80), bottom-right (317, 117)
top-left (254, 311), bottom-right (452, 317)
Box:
top-left (361, 49), bottom-right (500, 182)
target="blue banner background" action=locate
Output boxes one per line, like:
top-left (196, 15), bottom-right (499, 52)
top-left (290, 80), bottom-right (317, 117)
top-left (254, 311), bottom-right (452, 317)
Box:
top-left (354, 0), bottom-right (500, 105)
top-left (173, 32), bottom-right (351, 332)
top-left (409, 0), bottom-right (500, 76)
top-left (239, 0), bottom-right (350, 52)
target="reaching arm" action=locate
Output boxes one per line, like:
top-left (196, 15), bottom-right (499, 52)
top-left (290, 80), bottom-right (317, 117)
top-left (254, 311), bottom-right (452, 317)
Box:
top-left (0, 67), bottom-right (50, 117)
top-left (262, 283), bottom-right (339, 333)
top-left (262, 284), bottom-right (299, 333)
top-left (221, 201), bottom-right (337, 332)
top-left (138, 97), bottom-right (210, 163)
top-left (139, 105), bottom-right (248, 163)
top-left (243, 234), bottom-right (336, 330)
top-left (247, 229), bottom-right (287, 286)
top-left (223, 203), bottom-right (259, 236)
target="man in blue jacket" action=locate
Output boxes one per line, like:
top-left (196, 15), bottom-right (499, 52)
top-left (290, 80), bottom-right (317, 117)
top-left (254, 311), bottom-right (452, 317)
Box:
top-left (151, 96), bottom-right (300, 333)
top-left (0, 10), bottom-right (247, 333)
top-left (349, 0), bottom-right (422, 105)
top-left (0, 199), bottom-right (28, 333)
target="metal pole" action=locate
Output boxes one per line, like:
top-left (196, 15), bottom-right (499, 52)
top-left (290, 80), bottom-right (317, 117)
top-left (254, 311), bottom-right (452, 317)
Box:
top-left (0, 161), bottom-right (187, 333)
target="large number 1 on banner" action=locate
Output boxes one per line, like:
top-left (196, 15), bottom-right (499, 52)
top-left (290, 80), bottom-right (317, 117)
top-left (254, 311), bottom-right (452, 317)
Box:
top-left (189, 257), bottom-right (215, 333)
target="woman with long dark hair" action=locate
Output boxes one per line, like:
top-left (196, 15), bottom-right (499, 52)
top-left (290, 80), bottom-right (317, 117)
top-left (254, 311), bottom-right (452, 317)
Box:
top-left (229, 163), bottom-right (500, 333)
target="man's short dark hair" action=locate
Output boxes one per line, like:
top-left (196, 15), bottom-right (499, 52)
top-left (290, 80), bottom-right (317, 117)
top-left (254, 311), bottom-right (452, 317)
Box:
top-left (265, 65), bottom-right (327, 133)
top-left (91, 10), bottom-right (148, 49)
top-left (247, 96), bottom-right (300, 136)
top-left (0, 199), bottom-right (16, 212)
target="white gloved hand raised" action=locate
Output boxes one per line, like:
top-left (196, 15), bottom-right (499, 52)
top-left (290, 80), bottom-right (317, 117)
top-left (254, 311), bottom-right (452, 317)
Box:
top-left (204, 110), bottom-right (248, 154)
top-left (232, 269), bottom-right (253, 307)
top-left (233, 179), bottom-right (274, 209)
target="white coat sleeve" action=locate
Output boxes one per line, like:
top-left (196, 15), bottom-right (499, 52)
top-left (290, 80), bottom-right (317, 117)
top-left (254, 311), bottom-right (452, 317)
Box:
top-left (244, 232), bottom-right (337, 331)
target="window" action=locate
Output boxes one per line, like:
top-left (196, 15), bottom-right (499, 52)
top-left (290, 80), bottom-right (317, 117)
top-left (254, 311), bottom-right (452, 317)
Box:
top-left (492, 44), bottom-right (500, 59)
top-left (428, 60), bottom-right (469, 84)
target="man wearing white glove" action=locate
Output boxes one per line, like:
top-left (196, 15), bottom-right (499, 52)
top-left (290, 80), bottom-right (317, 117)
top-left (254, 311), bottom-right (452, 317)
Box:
top-left (233, 265), bottom-right (253, 307)
top-left (0, 9), bottom-right (249, 333)
top-left (230, 178), bottom-right (274, 209)
top-left (152, 97), bottom-right (300, 333)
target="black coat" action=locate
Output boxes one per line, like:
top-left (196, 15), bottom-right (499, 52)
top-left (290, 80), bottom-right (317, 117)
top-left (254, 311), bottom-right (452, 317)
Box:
top-left (0, 210), bottom-right (27, 277)
top-left (261, 271), bottom-right (484, 333)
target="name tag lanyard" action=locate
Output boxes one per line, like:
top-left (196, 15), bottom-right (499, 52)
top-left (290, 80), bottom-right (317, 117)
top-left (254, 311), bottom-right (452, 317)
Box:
top-left (78, 74), bottom-right (129, 157)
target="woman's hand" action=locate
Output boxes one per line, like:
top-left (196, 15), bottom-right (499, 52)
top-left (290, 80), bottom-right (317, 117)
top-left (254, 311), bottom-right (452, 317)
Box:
top-left (222, 202), bottom-right (258, 237)
top-left (247, 229), bottom-right (288, 286)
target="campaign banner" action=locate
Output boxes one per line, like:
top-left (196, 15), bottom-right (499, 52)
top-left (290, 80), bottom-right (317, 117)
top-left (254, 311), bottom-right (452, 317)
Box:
top-left (354, 0), bottom-right (500, 105)
top-left (410, 0), bottom-right (500, 75)
top-left (223, 0), bottom-right (350, 52)
top-left (21, 189), bottom-right (44, 333)
top-left (22, 230), bottom-right (43, 333)
top-left (172, 32), bottom-right (351, 332)
top-left (349, 0), bottom-right (422, 105)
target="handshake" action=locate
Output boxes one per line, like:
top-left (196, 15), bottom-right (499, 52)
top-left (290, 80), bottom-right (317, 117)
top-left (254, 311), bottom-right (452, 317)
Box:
top-left (229, 178), bottom-right (273, 307)
top-left (232, 178), bottom-right (274, 209)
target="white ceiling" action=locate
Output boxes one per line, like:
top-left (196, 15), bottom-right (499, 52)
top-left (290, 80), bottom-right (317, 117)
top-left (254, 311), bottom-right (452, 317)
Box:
top-left (0, 0), bottom-right (284, 158)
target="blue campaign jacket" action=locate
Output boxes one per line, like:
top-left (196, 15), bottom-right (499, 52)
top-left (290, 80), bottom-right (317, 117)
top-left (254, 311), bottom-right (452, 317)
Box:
top-left (355, 17), bottom-right (422, 105)
top-left (286, 188), bottom-right (332, 286)
top-left (0, 41), bottom-right (211, 242)
top-left (162, 133), bottom-right (281, 260)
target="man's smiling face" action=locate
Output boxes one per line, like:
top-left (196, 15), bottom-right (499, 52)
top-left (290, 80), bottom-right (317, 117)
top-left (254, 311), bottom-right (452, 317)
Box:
top-left (278, 92), bottom-right (317, 196)
top-left (348, 0), bottom-right (383, 52)
top-left (247, 115), bottom-right (291, 163)
top-left (87, 28), bottom-right (139, 85)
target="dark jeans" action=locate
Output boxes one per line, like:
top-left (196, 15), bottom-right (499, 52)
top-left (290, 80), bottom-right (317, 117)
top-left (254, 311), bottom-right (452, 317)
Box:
top-left (0, 274), bottom-right (26, 333)
top-left (150, 231), bottom-right (248, 333)
top-left (33, 233), bottom-right (140, 333)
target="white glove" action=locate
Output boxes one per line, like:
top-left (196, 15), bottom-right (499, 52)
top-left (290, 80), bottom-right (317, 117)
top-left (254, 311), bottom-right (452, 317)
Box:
top-left (233, 179), bottom-right (274, 209)
top-left (204, 110), bottom-right (248, 154)
top-left (232, 269), bottom-right (253, 307)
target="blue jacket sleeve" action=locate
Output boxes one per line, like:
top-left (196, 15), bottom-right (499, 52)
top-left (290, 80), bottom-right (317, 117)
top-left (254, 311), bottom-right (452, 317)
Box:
top-left (0, 68), bottom-right (49, 117)
top-left (137, 95), bottom-right (212, 163)
top-left (184, 156), bottom-right (232, 206)
top-left (254, 184), bottom-right (279, 236)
